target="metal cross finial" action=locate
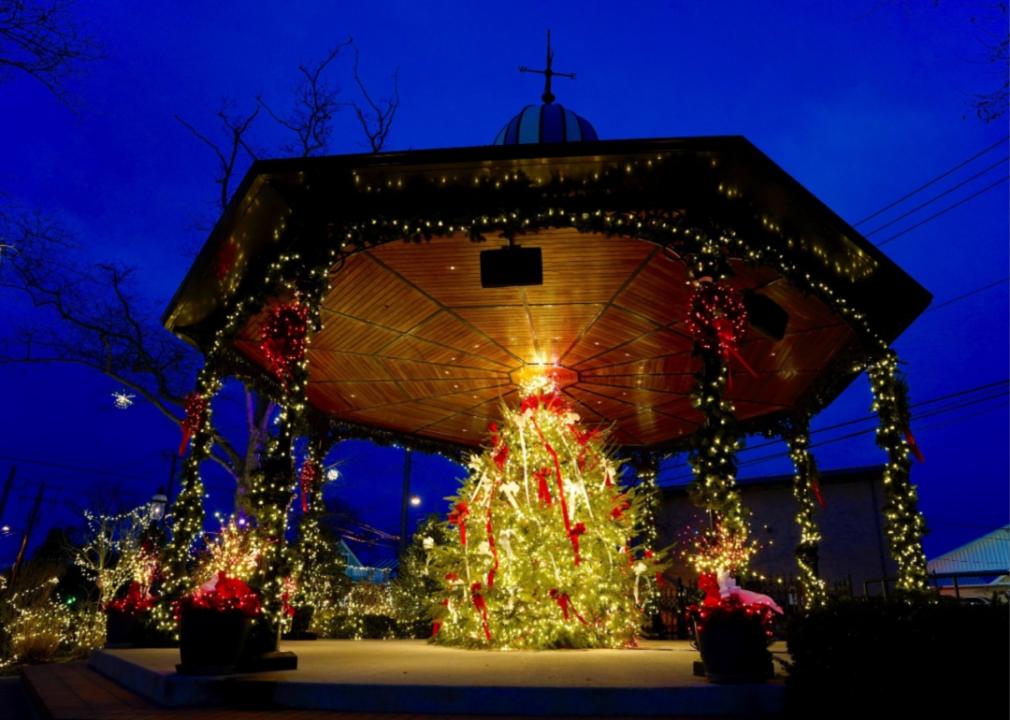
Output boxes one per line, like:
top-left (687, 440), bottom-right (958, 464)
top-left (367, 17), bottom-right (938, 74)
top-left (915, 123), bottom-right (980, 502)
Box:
top-left (519, 30), bottom-right (576, 104)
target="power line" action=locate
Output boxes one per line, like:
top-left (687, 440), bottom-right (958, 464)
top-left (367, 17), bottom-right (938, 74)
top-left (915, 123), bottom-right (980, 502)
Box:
top-left (876, 175), bottom-right (1008, 247)
top-left (665, 394), bottom-right (1007, 483)
top-left (662, 381), bottom-right (1009, 483)
top-left (925, 277), bottom-right (1009, 313)
top-left (864, 156), bottom-right (1008, 236)
top-left (727, 379), bottom-right (1010, 456)
top-left (854, 135), bottom-right (1009, 226)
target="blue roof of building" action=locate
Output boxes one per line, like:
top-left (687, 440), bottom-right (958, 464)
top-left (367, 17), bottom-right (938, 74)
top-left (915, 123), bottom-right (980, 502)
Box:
top-left (493, 103), bottom-right (598, 145)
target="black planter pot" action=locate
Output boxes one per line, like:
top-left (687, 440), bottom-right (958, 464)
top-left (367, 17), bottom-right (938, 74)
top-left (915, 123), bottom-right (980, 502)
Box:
top-left (697, 610), bottom-right (773, 684)
top-left (177, 607), bottom-right (252, 675)
top-left (105, 610), bottom-right (138, 646)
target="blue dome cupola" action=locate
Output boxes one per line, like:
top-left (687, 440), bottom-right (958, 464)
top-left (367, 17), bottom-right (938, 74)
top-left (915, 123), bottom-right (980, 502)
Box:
top-left (493, 31), bottom-right (598, 145)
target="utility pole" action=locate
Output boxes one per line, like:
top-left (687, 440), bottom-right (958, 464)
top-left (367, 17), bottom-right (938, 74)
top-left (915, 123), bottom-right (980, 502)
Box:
top-left (399, 450), bottom-right (413, 555)
top-left (0, 465), bottom-right (15, 520)
top-left (11, 482), bottom-right (44, 579)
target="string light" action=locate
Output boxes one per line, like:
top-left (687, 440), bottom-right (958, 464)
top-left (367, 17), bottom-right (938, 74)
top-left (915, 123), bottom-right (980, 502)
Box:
top-left (159, 148), bottom-right (926, 637)
top-left (867, 353), bottom-right (929, 594)
top-left (110, 391), bottom-right (135, 410)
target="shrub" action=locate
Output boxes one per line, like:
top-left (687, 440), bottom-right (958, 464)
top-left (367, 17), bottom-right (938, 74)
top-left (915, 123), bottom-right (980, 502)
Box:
top-left (786, 598), bottom-right (1009, 716)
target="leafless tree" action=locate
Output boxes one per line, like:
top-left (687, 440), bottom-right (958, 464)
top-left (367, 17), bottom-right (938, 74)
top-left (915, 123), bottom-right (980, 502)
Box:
top-left (175, 102), bottom-right (261, 212)
top-left (0, 211), bottom-right (243, 480)
top-left (0, 0), bottom-right (99, 103)
top-left (351, 45), bottom-right (399, 153)
top-left (973, 21), bottom-right (1008, 123)
top-left (258, 38), bottom-right (354, 157)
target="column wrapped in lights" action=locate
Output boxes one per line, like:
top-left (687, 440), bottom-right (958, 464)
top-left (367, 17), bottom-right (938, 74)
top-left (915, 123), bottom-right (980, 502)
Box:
top-left (685, 250), bottom-right (750, 547)
top-left (630, 451), bottom-right (662, 615)
top-left (867, 352), bottom-right (929, 594)
top-left (292, 428), bottom-right (344, 631)
top-left (781, 416), bottom-right (828, 609)
top-left (154, 369), bottom-right (222, 634)
top-left (247, 292), bottom-right (320, 640)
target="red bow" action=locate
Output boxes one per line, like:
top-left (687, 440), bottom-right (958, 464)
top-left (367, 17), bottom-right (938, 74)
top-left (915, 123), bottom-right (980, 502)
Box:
top-left (448, 502), bottom-right (470, 546)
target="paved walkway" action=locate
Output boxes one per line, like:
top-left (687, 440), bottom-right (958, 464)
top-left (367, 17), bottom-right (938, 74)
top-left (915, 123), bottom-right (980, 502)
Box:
top-left (21, 661), bottom-right (732, 720)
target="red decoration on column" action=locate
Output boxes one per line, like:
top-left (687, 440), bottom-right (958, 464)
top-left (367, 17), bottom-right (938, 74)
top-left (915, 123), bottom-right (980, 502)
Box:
top-left (904, 429), bottom-right (925, 463)
top-left (471, 582), bottom-right (492, 642)
top-left (178, 392), bottom-right (209, 456)
top-left (811, 477), bottom-right (826, 509)
top-left (260, 300), bottom-right (310, 387)
top-left (299, 460), bottom-right (318, 513)
top-left (686, 281), bottom-right (758, 380)
top-left (448, 502), bottom-right (470, 546)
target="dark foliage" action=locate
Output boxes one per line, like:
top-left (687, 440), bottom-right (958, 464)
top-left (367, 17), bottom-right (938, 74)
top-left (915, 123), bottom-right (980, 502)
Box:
top-left (785, 598), bottom-right (1009, 717)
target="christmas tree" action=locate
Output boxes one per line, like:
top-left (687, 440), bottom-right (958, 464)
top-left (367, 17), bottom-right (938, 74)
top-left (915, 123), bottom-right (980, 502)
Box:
top-left (426, 376), bottom-right (663, 649)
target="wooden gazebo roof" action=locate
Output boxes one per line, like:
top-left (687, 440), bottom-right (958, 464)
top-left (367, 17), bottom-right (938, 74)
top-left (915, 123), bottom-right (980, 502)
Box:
top-left (163, 137), bottom-right (930, 456)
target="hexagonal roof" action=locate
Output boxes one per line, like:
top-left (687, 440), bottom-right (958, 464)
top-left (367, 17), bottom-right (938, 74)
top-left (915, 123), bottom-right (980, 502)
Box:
top-left (164, 136), bottom-right (930, 456)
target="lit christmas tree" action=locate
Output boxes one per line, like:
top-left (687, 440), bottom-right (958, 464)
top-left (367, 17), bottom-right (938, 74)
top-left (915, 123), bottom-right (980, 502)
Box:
top-left (426, 374), bottom-right (664, 649)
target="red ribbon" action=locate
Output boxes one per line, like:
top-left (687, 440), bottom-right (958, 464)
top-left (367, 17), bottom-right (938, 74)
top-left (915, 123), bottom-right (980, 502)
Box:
top-left (178, 392), bottom-right (208, 456)
top-left (520, 391), bottom-right (566, 416)
top-left (299, 460), bottom-right (318, 513)
top-left (432, 597), bottom-right (449, 637)
top-left (549, 588), bottom-right (588, 625)
top-left (471, 582), bottom-right (492, 642)
top-left (812, 477), bottom-right (826, 508)
top-left (534, 467), bottom-right (552, 506)
top-left (489, 422), bottom-right (510, 470)
top-left (531, 415), bottom-right (581, 565)
top-left (448, 502), bottom-right (470, 546)
top-left (904, 428), bottom-right (925, 463)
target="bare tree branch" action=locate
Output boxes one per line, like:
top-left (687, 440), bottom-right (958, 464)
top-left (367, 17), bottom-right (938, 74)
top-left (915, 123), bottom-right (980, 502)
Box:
top-left (175, 102), bottom-right (260, 211)
top-left (0, 0), bottom-right (101, 105)
top-left (258, 38), bottom-right (353, 157)
top-left (351, 45), bottom-right (399, 154)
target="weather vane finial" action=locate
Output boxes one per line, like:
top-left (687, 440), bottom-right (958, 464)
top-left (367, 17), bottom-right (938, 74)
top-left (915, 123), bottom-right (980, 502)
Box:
top-left (519, 30), bottom-right (575, 104)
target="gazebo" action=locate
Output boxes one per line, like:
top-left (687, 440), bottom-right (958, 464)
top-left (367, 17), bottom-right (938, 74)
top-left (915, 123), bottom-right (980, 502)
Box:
top-left (162, 78), bottom-right (931, 653)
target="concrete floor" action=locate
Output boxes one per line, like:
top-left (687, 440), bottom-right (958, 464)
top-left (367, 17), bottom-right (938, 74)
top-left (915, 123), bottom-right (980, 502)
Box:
top-left (89, 639), bottom-right (789, 716)
top-left (101, 639), bottom-right (786, 688)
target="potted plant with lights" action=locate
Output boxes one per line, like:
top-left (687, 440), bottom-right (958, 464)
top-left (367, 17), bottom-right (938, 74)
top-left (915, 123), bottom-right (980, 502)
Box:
top-left (688, 524), bottom-right (782, 684)
top-left (176, 571), bottom-right (261, 674)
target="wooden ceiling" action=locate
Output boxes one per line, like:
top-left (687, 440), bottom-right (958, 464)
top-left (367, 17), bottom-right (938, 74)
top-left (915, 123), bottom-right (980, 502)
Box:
top-left (236, 229), bottom-right (856, 450)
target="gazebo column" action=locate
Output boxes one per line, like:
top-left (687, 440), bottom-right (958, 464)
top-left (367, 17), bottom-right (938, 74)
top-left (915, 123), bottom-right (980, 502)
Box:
top-left (780, 416), bottom-right (828, 609)
top-left (629, 450), bottom-right (661, 549)
top-left (292, 423), bottom-right (340, 627)
top-left (683, 252), bottom-right (750, 550)
top-left (866, 351), bottom-right (929, 594)
top-left (247, 290), bottom-right (322, 645)
top-left (153, 368), bottom-right (222, 634)
top-left (688, 348), bottom-right (748, 538)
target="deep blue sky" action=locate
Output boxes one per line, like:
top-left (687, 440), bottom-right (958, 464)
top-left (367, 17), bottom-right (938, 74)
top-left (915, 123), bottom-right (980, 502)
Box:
top-left (1, 1), bottom-right (1007, 567)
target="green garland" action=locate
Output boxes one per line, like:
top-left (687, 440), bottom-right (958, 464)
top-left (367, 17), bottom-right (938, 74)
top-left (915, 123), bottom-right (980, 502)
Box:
top-left (866, 352), bottom-right (929, 594)
top-left (780, 416), bottom-right (828, 609)
top-left (165, 150), bottom-right (927, 627)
